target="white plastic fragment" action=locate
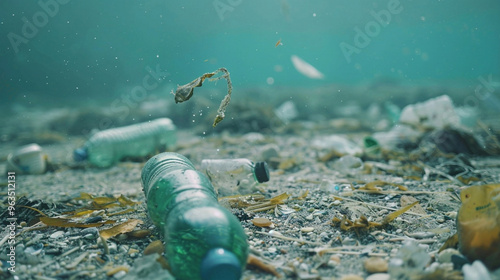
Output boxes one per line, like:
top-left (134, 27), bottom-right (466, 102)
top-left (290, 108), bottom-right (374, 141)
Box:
top-left (463, 260), bottom-right (492, 280)
top-left (290, 55), bottom-right (324, 79)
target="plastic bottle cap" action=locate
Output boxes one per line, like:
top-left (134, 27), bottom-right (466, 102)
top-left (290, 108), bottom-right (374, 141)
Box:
top-left (73, 147), bottom-right (88, 162)
top-left (254, 161), bottom-right (270, 183)
top-left (200, 248), bottom-right (241, 280)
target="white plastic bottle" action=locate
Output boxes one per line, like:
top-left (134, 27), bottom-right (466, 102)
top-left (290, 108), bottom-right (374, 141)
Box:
top-left (200, 158), bottom-right (270, 196)
top-left (74, 118), bottom-right (176, 168)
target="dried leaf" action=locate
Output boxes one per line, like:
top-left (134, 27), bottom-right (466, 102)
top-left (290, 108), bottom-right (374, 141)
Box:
top-left (40, 216), bottom-right (114, 228)
top-left (246, 193), bottom-right (289, 212)
top-left (108, 208), bottom-right (136, 217)
top-left (332, 201), bottom-right (418, 232)
top-left (117, 195), bottom-right (139, 206)
top-left (297, 189), bottom-right (309, 200)
top-left (361, 180), bottom-right (408, 192)
top-left (100, 219), bottom-right (143, 239)
top-left (68, 209), bottom-right (97, 217)
top-left (247, 254), bottom-right (282, 278)
top-left (19, 205), bottom-right (48, 217)
top-left (383, 201), bottom-right (418, 224)
top-left (438, 233), bottom-right (459, 253)
top-left (270, 193), bottom-right (290, 204)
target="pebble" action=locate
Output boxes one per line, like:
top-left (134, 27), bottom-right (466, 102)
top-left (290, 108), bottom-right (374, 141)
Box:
top-left (299, 262), bottom-right (309, 271)
top-left (252, 217), bottom-right (273, 227)
top-left (108, 242), bottom-right (118, 254)
top-left (364, 257), bottom-right (388, 273)
top-left (436, 216), bottom-right (446, 223)
top-left (446, 211), bottom-right (458, 219)
top-left (366, 273), bottom-right (390, 280)
top-left (332, 200), bottom-right (341, 206)
top-left (342, 237), bottom-right (357, 246)
top-left (119, 245), bottom-right (130, 254)
top-left (113, 270), bottom-right (127, 279)
top-left (268, 247), bottom-right (277, 253)
top-left (126, 229), bottom-right (151, 238)
top-left (340, 275), bottom-right (363, 280)
top-left (438, 248), bottom-right (460, 264)
top-left (301, 227), bottom-right (314, 233)
top-left (50, 231), bottom-right (65, 239)
top-left (84, 233), bottom-right (96, 240)
top-left (305, 214), bottom-right (314, 221)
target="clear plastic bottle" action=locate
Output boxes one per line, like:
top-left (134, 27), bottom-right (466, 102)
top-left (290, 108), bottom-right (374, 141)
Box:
top-left (74, 118), bottom-right (176, 168)
top-left (142, 152), bottom-right (248, 280)
top-left (200, 158), bottom-right (270, 196)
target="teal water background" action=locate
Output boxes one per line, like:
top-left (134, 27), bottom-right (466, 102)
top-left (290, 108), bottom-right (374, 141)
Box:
top-left (1, 0), bottom-right (499, 109)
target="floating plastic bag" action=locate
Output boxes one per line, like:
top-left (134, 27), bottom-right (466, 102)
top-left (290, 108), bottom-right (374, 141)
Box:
top-left (457, 184), bottom-right (500, 270)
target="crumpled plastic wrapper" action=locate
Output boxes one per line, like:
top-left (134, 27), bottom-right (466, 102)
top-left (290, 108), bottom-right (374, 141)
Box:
top-left (457, 184), bottom-right (500, 270)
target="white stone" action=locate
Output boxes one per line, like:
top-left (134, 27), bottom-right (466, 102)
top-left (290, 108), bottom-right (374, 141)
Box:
top-left (366, 273), bottom-right (390, 280)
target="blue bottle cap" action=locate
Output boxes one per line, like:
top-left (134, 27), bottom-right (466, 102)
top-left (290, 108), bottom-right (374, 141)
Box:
top-left (73, 147), bottom-right (88, 162)
top-left (200, 248), bottom-right (241, 280)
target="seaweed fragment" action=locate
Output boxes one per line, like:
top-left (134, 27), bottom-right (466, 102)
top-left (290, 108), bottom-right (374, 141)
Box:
top-left (172, 67), bottom-right (233, 127)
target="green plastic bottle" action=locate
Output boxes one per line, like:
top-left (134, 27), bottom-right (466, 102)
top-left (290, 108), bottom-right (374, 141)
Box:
top-left (141, 152), bottom-right (248, 280)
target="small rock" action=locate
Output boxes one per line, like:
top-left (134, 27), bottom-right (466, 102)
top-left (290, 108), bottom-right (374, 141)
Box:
top-left (342, 237), bottom-right (357, 246)
top-left (301, 227), bottom-right (315, 233)
top-left (366, 273), bottom-right (390, 280)
top-left (438, 248), bottom-right (460, 264)
top-left (340, 275), bottom-right (363, 280)
top-left (119, 245), bottom-right (130, 254)
top-left (126, 229), bottom-right (151, 238)
top-left (330, 255), bottom-right (341, 264)
top-left (114, 270), bottom-right (127, 279)
top-left (108, 242), bottom-right (118, 254)
top-left (50, 231), bottom-right (65, 239)
top-left (299, 262), bottom-right (309, 271)
top-left (445, 211), bottom-right (457, 219)
top-left (84, 233), bottom-right (96, 240)
top-left (332, 200), bottom-right (341, 206)
top-left (252, 217), bottom-right (273, 227)
top-left (268, 247), bottom-right (277, 253)
top-left (436, 216), bottom-right (446, 223)
top-left (305, 214), bottom-right (314, 221)
top-left (144, 241), bottom-right (163, 255)
top-left (364, 257), bottom-right (388, 273)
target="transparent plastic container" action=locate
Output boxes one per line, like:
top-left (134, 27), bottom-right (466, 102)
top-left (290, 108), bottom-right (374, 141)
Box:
top-left (74, 118), bottom-right (176, 168)
top-left (142, 152), bottom-right (248, 280)
top-left (200, 158), bottom-right (270, 196)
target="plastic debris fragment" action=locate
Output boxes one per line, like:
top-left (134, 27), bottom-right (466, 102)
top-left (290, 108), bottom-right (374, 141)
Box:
top-left (172, 67), bottom-right (233, 127)
top-left (290, 55), bottom-right (324, 79)
top-left (457, 184), bottom-right (500, 269)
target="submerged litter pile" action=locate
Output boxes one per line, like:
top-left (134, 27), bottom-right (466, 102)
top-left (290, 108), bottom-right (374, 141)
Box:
top-left (1, 95), bottom-right (500, 280)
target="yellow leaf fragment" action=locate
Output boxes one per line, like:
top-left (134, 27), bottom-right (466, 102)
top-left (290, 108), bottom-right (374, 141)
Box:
top-left (383, 201), bottom-right (418, 224)
top-left (100, 219), bottom-right (143, 239)
top-left (361, 180), bottom-right (408, 192)
top-left (40, 216), bottom-right (114, 228)
top-left (269, 193), bottom-right (290, 204)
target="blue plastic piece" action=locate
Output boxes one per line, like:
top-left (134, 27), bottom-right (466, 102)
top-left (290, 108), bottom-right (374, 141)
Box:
top-left (73, 147), bottom-right (88, 162)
